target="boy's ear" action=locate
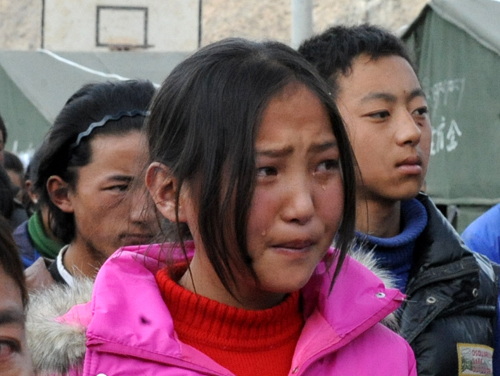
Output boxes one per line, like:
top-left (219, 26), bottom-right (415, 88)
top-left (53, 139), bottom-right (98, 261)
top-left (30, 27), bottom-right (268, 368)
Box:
top-left (146, 162), bottom-right (187, 222)
top-left (46, 176), bottom-right (74, 213)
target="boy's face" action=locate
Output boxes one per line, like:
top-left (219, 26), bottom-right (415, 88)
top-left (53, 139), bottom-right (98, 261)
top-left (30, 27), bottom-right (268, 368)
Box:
top-left (66, 131), bottom-right (157, 262)
top-left (336, 54), bottom-right (431, 203)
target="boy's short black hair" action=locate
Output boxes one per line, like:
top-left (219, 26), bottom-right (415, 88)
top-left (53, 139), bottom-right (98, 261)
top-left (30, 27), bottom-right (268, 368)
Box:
top-left (298, 24), bottom-right (414, 98)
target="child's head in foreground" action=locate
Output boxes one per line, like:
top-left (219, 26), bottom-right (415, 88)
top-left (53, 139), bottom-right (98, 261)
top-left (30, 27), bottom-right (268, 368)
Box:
top-left (146, 38), bottom-right (357, 310)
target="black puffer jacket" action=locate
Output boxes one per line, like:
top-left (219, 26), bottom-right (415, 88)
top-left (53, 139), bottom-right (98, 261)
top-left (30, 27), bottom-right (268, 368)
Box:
top-left (399, 193), bottom-right (499, 376)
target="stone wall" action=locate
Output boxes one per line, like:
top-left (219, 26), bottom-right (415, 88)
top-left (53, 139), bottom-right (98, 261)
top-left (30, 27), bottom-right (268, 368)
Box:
top-left (202, 0), bottom-right (430, 46)
top-left (0, 0), bottom-right (41, 50)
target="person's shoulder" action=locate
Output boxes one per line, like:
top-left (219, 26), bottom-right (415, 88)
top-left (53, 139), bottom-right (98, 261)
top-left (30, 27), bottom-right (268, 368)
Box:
top-left (330, 321), bottom-right (417, 375)
top-left (462, 204), bottom-right (500, 262)
top-left (8, 203), bottom-right (29, 230)
top-left (12, 218), bottom-right (29, 236)
top-left (368, 323), bottom-right (418, 375)
top-left (463, 203), bottom-right (500, 235)
top-left (12, 220), bottom-right (37, 266)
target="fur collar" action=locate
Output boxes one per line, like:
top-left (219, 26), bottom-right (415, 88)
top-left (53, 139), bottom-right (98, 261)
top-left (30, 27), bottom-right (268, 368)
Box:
top-left (350, 250), bottom-right (400, 331)
top-left (27, 279), bottom-right (93, 376)
top-left (26, 251), bottom-right (398, 375)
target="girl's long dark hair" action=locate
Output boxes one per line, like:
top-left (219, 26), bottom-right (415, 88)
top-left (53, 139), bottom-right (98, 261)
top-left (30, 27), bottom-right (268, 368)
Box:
top-left (147, 38), bottom-right (356, 295)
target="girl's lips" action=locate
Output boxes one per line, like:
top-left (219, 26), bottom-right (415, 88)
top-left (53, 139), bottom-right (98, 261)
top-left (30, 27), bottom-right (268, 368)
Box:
top-left (273, 240), bottom-right (314, 251)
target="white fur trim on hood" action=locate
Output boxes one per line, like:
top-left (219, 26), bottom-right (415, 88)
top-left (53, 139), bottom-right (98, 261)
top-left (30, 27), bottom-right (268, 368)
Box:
top-left (27, 278), bottom-right (93, 376)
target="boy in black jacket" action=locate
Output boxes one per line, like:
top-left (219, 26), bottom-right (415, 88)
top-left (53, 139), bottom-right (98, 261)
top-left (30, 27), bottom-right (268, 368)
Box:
top-left (299, 24), bottom-right (499, 376)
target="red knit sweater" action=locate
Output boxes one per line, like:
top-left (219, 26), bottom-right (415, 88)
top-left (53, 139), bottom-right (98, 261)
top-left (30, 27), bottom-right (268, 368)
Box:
top-left (155, 267), bottom-right (304, 376)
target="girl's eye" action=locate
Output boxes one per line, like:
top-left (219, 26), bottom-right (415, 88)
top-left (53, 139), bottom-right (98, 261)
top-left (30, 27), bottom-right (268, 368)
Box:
top-left (316, 159), bottom-right (339, 172)
top-left (0, 340), bottom-right (20, 360)
top-left (256, 166), bottom-right (278, 177)
top-left (368, 110), bottom-right (390, 120)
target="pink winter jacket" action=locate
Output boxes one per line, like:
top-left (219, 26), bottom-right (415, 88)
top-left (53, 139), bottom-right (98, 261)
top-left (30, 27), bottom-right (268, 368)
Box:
top-left (29, 243), bottom-right (416, 376)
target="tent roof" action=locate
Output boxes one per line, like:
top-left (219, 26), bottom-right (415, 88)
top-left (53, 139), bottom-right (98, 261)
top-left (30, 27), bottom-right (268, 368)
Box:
top-left (0, 49), bottom-right (189, 125)
top-left (404, 0), bottom-right (500, 57)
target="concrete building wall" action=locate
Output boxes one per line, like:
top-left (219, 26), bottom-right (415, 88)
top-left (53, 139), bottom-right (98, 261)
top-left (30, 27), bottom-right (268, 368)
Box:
top-left (0, 0), bottom-right (428, 51)
top-left (0, 0), bottom-right (41, 50)
top-left (202, 0), bottom-right (429, 46)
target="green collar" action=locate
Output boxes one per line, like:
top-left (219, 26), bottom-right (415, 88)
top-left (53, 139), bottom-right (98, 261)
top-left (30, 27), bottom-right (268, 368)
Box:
top-left (27, 211), bottom-right (64, 259)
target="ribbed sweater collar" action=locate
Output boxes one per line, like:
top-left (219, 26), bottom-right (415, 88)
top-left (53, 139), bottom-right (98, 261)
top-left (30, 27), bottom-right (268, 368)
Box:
top-left (355, 198), bottom-right (428, 291)
top-left (155, 267), bottom-right (303, 351)
top-left (357, 198), bottom-right (428, 248)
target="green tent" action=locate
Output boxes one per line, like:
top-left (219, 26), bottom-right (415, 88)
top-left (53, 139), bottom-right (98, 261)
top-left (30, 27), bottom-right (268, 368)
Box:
top-left (0, 50), bottom-right (189, 163)
top-left (402, 0), bottom-right (500, 232)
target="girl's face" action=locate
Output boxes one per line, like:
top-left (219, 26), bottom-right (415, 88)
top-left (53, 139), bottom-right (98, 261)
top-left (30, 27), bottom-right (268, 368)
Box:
top-left (244, 83), bottom-right (344, 307)
top-left (150, 82), bottom-right (345, 310)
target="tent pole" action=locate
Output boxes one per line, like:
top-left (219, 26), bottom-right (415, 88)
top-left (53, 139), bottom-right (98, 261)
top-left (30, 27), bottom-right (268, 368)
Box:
top-left (41, 0), bottom-right (45, 49)
top-left (198, 0), bottom-right (203, 48)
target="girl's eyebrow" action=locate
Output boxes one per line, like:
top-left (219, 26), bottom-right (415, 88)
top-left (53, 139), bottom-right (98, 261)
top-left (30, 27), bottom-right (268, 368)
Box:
top-left (256, 140), bottom-right (338, 158)
top-left (256, 146), bottom-right (294, 158)
top-left (308, 140), bottom-right (338, 154)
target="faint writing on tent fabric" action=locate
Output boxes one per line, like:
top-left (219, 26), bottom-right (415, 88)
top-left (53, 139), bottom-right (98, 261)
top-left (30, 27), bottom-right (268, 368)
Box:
top-left (431, 116), bottom-right (462, 156)
top-left (422, 78), bottom-right (466, 155)
top-left (423, 78), bottom-right (466, 117)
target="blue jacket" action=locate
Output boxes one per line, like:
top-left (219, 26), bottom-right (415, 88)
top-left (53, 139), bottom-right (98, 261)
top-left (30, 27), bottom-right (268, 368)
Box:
top-left (462, 203), bottom-right (500, 265)
top-left (12, 220), bottom-right (41, 268)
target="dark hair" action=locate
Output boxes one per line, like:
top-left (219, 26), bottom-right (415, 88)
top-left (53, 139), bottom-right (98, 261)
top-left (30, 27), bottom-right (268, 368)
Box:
top-left (4, 151), bottom-right (26, 212)
top-left (0, 164), bottom-right (17, 218)
top-left (23, 149), bottom-right (42, 215)
top-left (4, 150), bottom-right (24, 178)
top-left (26, 146), bottom-right (43, 190)
top-left (0, 113), bottom-right (7, 144)
top-left (147, 37), bottom-right (356, 295)
top-left (35, 80), bottom-right (156, 243)
top-left (298, 24), bottom-right (414, 98)
top-left (0, 214), bottom-right (27, 307)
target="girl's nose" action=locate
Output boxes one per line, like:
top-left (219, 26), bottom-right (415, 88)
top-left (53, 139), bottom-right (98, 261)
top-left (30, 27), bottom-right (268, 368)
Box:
top-left (281, 179), bottom-right (314, 225)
